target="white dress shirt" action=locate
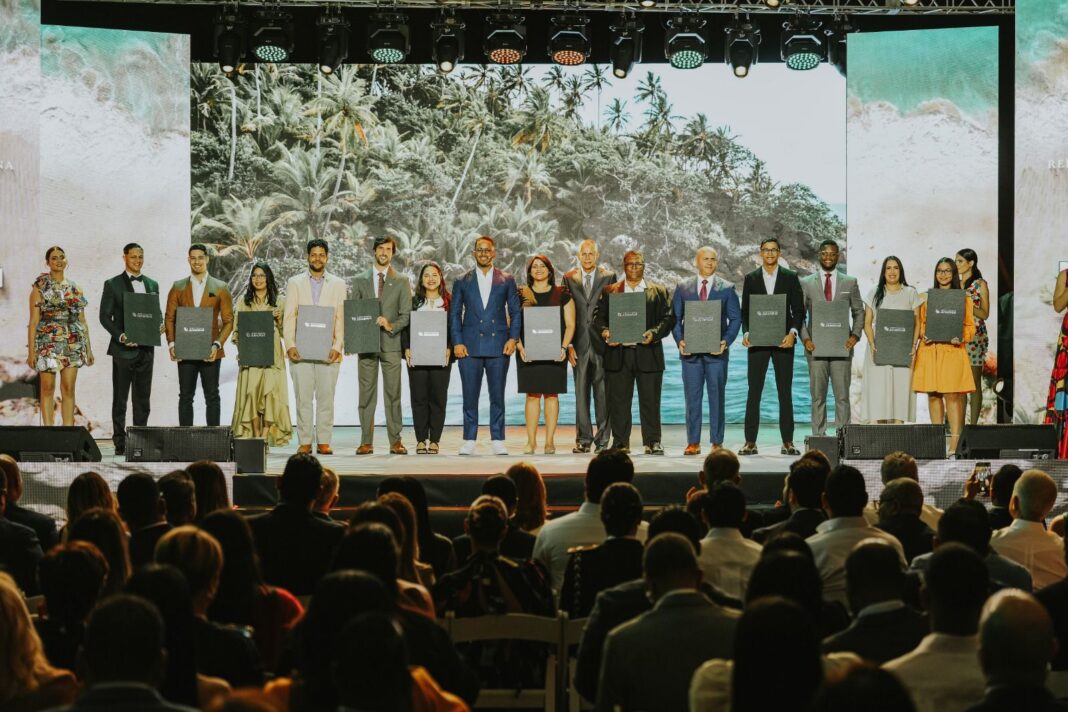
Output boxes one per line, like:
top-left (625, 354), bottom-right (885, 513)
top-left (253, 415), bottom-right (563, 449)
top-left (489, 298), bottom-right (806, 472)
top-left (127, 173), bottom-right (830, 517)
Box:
top-left (806, 516), bottom-right (906, 606)
top-left (863, 501), bottom-right (943, 530)
top-left (624, 279), bottom-right (648, 293)
top-left (690, 652), bottom-right (860, 712)
top-left (990, 518), bottom-right (1068, 589)
top-left (820, 270), bottom-right (838, 299)
top-left (697, 528), bottom-right (763, 601)
top-left (190, 273), bottom-right (207, 306)
top-left (761, 267), bottom-right (778, 295)
top-left (374, 265), bottom-right (389, 298)
top-left (883, 633), bottom-right (985, 712)
top-left (127, 271), bottom-right (146, 294)
top-left (476, 267), bottom-right (494, 309)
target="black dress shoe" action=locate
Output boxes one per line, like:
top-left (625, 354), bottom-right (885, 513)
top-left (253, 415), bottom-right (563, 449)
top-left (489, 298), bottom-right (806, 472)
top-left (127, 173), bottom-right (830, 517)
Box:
top-left (114, 446), bottom-right (125, 457)
top-left (610, 442), bottom-right (631, 454)
top-left (572, 443), bottom-right (591, 454)
top-left (644, 442), bottom-right (665, 455)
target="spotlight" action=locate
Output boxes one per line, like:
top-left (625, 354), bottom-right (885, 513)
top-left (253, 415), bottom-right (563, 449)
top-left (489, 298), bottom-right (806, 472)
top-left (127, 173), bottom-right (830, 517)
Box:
top-left (725, 16), bottom-right (760, 78)
top-left (902, 0), bottom-right (920, 6)
top-left (432, 14), bottom-right (465, 74)
top-left (316, 11), bottom-right (349, 75)
top-left (639, 0), bottom-right (656, 7)
top-left (368, 11), bottom-right (409, 64)
top-left (484, 12), bottom-right (526, 65)
top-left (548, 14), bottom-right (591, 66)
top-left (825, 16), bottom-right (855, 77)
top-left (765, 0), bottom-right (781, 7)
top-left (781, 16), bottom-right (824, 71)
top-left (665, 14), bottom-right (707, 70)
top-left (213, 8), bottom-right (246, 74)
top-left (609, 15), bottom-right (644, 79)
top-left (250, 9), bottom-right (293, 63)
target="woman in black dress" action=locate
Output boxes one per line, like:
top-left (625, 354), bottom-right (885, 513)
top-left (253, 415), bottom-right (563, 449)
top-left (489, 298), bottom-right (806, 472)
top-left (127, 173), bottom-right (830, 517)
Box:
top-left (403, 262), bottom-right (452, 455)
top-left (516, 255), bottom-right (576, 455)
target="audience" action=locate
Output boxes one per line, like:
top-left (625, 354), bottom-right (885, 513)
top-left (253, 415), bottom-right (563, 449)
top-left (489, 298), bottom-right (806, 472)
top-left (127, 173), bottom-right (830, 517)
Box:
top-left (877, 478), bottom-right (936, 562)
top-left (0, 463), bottom-right (43, 595)
top-left (158, 470), bottom-right (197, 526)
top-left (313, 465), bottom-right (339, 522)
top-left (696, 482), bottom-right (763, 600)
top-left (863, 451), bottom-right (942, 530)
top-left (343, 505), bottom-right (435, 619)
top-left (1035, 533), bottom-right (1068, 670)
top-left (989, 469), bottom-right (1068, 588)
top-left (811, 664), bottom-right (917, 712)
top-left (454, 475), bottom-right (536, 563)
top-left (379, 491), bottom-right (437, 588)
top-left (985, 464), bottom-right (1023, 531)
top-left (696, 449), bottom-right (765, 537)
top-left (378, 476), bottom-right (457, 579)
top-left (0, 455), bottom-right (58, 551)
top-left (117, 472), bottom-right (173, 568)
top-left (746, 549), bottom-right (849, 638)
top-left (752, 457), bottom-right (828, 543)
top-left (187, 460), bottom-right (231, 521)
top-left (34, 541), bottom-right (108, 671)
top-left (507, 461), bottom-right (549, 534)
top-left (68, 507), bottom-right (130, 596)
top-left (61, 471), bottom-right (114, 541)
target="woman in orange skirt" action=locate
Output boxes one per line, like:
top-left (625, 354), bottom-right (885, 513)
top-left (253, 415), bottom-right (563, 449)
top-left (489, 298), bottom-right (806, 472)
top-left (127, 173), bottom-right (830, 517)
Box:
top-left (913, 257), bottom-right (975, 454)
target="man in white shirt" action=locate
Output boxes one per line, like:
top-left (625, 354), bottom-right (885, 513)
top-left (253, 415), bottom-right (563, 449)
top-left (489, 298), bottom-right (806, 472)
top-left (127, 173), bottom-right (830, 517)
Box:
top-left (990, 469), bottom-right (1068, 589)
top-left (695, 482), bottom-right (762, 600)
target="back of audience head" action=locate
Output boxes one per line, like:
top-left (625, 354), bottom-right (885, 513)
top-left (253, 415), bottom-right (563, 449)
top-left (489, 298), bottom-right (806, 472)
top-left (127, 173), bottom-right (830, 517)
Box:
top-left (350, 500), bottom-right (404, 538)
top-left (506, 461), bottom-right (548, 531)
top-left (38, 540), bottom-right (109, 629)
top-left (924, 542), bottom-right (989, 635)
top-left (586, 448), bottom-right (635, 503)
top-left (80, 594), bottom-right (166, 688)
top-left (117, 471), bottom-right (165, 530)
top-left (276, 453), bottom-right (323, 509)
top-left (66, 471), bottom-right (114, 525)
top-left (465, 495), bottom-right (509, 551)
top-left (69, 507), bottom-right (131, 596)
top-left (600, 482), bottom-right (643, 537)
top-left (314, 466), bottom-right (339, 515)
top-left (698, 481), bottom-right (746, 530)
top-left (881, 451), bottom-right (919, 485)
top-left (760, 531), bottom-right (814, 562)
top-left (811, 664), bottom-right (917, 712)
top-left (333, 612), bottom-right (412, 711)
top-left (643, 533), bottom-right (702, 600)
top-left (990, 464), bottom-right (1023, 508)
top-left (800, 448), bottom-right (832, 471)
top-left (823, 465), bottom-right (868, 518)
top-left (746, 550), bottom-right (824, 621)
top-left (378, 492), bottom-right (422, 578)
top-left (333, 523), bottom-right (401, 596)
top-left (1011, 469), bottom-right (1058, 523)
top-left (297, 571), bottom-right (391, 676)
top-left (377, 476), bottom-right (439, 548)
top-left (845, 539), bottom-right (906, 616)
top-left (0, 454), bottom-right (22, 503)
top-left (978, 589), bottom-right (1057, 688)
top-left (0, 572), bottom-right (57, 704)
top-left (878, 478), bottom-right (924, 520)
top-left (159, 470), bottom-right (196, 526)
top-left (482, 474), bottom-right (518, 515)
top-left (186, 460), bottom-right (230, 520)
top-left (701, 448), bottom-right (740, 486)
top-left (198, 509), bottom-right (265, 626)
top-left (787, 457), bottom-right (829, 510)
top-left (936, 499), bottom-right (992, 554)
top-left (154, 525), bottom-right (224, 616)
top-left (648, 506), bottom-right (701, 549)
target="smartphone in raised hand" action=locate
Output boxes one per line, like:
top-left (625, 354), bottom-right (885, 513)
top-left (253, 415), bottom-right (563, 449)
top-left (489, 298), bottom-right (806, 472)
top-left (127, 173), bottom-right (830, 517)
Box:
top-left (973, 461), bottom-right (992, 496)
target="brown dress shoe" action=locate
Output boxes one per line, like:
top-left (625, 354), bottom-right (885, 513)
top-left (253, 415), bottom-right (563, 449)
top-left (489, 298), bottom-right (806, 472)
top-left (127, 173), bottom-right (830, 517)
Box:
top-left (297, 444), bottom-right (312, 455)
top-left (390, 441), bottom-right (408, 455)
top-left (683, 443), bottom-right (702, 456)
top-left (355, 444), bottom-right (374, 455)
top-left (317, 444), bottom-right (334, 455)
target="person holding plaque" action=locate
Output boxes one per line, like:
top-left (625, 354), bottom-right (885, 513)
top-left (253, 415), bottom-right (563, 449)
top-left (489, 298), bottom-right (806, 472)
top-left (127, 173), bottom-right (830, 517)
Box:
top-left (231, 262), bottom-right (291, 447)
top-left (800, 240), bottom-right (864, 437)
top-left (403, 262), bottom-right (452, 455)
top-left (283, 239), bottom-right (347, 455)
top-left (739, 237), bottom-right (804, 456)
top-left (955, 249), bottom-right (990, 425)
top-left (351, 237), bottom-right (412, 455)
top-left (99, 243), bottom-right (160, 455)
top-left (860, 256), bottom-right (922, 424)
top-left (671, 246), bottom-right (740, 456)
top-left (912, 257), bottom-right (975, 454)
top-left (592, 250), bottom-right (675, 455)
top-left (515, 255), bottom-right (577, 455)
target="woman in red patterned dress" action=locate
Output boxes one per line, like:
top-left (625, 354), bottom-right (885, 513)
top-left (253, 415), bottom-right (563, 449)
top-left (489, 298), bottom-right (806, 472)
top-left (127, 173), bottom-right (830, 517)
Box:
top-left (1044, 267), bottom-right (1068, 458)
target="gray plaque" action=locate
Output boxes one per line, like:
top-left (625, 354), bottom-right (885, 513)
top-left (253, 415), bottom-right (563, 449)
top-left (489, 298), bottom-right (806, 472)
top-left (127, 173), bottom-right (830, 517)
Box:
top-left (748, 294), bottom-right (787, 347)
top-left (811, 301), bottom-right (851, 358)
top-left (609, 292), bottom-right (646, 345)
top-left (925, 289), bottom-right (966, 343)
top-left (873, 308), bottom-right (915, 367)
top-left (237, 311), bottom-right (275, 368)
top-left (683, 300), bottom-right (722, 354)
top-left (344, 298), bottom-right (382, 355)
top-left (123, 292), bottom-right (162, 346)
top-left (296, 305), bottom-right (335, 362)
top-left (174, 307), bottom-right (213, 360)
top-left (524, 306), bottom-right (562, 361)
top-left (410, 311), bottom-right (448, 367)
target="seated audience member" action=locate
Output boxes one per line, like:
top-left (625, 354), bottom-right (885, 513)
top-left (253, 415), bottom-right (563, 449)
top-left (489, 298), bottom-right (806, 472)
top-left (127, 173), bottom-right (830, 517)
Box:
top-left (199, 509), bottom-right (304, 673)
top-left (753, 450), bottom-right (832, 529)
top-left (752, 457), bottom-right (828, 543)
top-left (454, 475), bottom-right (536, 563)
top-left (560, 482), bottom-right (644, 618)
top-left (985, 464), bottom-right (1023, 531)
top-left (989, 469), bottom-right (1068, 589)
top-left (68, 507), bottom-right (130, 596)
top-left (158, 470), bottom-right (196, 526)
top-left (811, 665), bottom-right (917, 712)
top-left (345, 504), bottom-right (435, 619)
top-left (0, 464), bottom-right (43, 595)
top-left (312, 465), bottom-right (339, 522)
top-left (863, 451), bottom-right (942, 530)
top-left (969, 590), bottom-right (1067, 712)
top-left (154, 526), bottom-right (263, 688)
top-left (534, 449), bottom-right (648, 596)
top-left (117, 472), bottom-right (173, 568)
top-left (696, 482), bottom-right (763, 600)
top-left (695, 449), bottom-right (764, 537)
top-left (34, 541), bottom-right (108, 671)
top-left (60, 471), bottom-right (114, 541)
top-left (597, 533), bottom-right (739, 712)
top-left (248, 453), bottom-right (344, 596)
top-left (747, 549), bottom-right (849, 638)
top-left (0, 571), bottom-right (77, 711)
top-left (186, 460), bottom-right (230, 521)
top-left (884, 543), bottom-right (990, 712)
top-left (822, 540), bottom-right (928, 663)
top-left (378, 476), bottom-right (457, 579)
top-left (807, 465), bottom-right (906, 606)
top-left (1035, 534), bottom-right (1068, 670)
top-left (0, 454), bottom-right (58, 551)
top-left (380, 492), bottom-right (437, 588)
top-left (508, 461), bottom-right (549, 534)
top-left (877, 478), bottom-right (936, 563)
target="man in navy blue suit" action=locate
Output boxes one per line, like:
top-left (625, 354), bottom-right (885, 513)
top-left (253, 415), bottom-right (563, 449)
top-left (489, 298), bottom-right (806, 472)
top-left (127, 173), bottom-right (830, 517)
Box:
top-left (449, 235), bottom-right (523, 455)
top-left (672, 247), bottom-right (741, 456)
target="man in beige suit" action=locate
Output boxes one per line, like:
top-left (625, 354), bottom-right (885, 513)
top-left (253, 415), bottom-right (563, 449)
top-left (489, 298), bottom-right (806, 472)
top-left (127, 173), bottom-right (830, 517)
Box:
top-left (351, 236), bottom-right (412, 455)
top-left (283, 238), bottom-right (347, 455)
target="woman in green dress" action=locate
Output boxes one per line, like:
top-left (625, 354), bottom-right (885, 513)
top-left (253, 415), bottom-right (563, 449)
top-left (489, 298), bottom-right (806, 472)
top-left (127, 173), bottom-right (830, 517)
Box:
top-left (231, 262), bottom-right (292, 446)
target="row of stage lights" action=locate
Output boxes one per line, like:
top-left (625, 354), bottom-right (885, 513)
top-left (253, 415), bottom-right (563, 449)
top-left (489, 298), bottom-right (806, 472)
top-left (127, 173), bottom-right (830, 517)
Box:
top-left (213, 7), bottom-right (856, 78)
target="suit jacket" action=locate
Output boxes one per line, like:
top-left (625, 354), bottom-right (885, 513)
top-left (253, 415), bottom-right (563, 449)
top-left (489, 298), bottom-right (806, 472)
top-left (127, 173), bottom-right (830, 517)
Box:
top-left (799, 270), bottom-right (865, 345)
top-left (563, 266), bottom-right (617, 355)
top-left (282, 271), bottom-right (348, 356)
top-left (1036, 577), bottom-right (1068, 669)
top-left (560, 537), bottom-right (644, 619)
top-left (964, 684), bottom-right (1068, 712)
top-left (740, 266), bottom-right (804, 337)
top-left (55, 684), bottom-right (196, 712)
top-left (194, 617), bottom-right (264, 688)
top-left (350, 267), bottom-right (412, 353)
top-left (100, 272), bottom-right (162, 359)
top-left (128, 521), bottom-right (173, 568)
top-left (877, 514), bottom-right (935, 563)
top-left (671, 274), bottom-right (741, 356)
top-left (448, 267), bottom-right (522, 357)
top-left (0, 514), bottom-right (43, 595)
top-left (164, 275), bottom-right (234, 357)
top-left (752, 507), bottom-right (827, 544)
top-left (591, 281), bottom-right (676, 372)
top-left (5, 502), bottom-right (58, 552)
top-left (821, 604), bottom-right (929, 663)
top-left (248, 503), bottom-right (345, 596)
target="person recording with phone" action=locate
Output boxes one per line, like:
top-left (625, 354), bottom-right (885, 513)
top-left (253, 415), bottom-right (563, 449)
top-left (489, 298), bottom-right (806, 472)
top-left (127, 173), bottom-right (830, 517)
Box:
top-left (963, 463), bottom-right (1022, 531)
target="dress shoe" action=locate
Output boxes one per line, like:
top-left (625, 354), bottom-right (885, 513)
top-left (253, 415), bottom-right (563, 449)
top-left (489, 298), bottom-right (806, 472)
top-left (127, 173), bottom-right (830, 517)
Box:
top-left (594, 443), bottom-right (609, 454)
top-left (317, 444), bottom-right (334, 456)
top-left (572, 443), bottom-right (591, 454)
top-left (297, 444), bottom-right (312, 454)
top-left (738, 442), bottom-right (758, 456)
top-left (610, 442), bottom-right (630, 454)
top-left (781, 443), bottom-right (801, 456)
top-left (492, 440), bottom-right (509, 456)
top-left (683, 443), bottom-right (701, 456)
top-left (416, 441), bottom-right (428, 454)
top-left (644, 442), bottom-right (665, 456)
top-left (355, 444), bottom-right (374, 455)
top-left (459, 440), bottom-right (477, 456)
top-left (114, 445), bottom-right (125, 457)
top-left (390, 441), bottom-right (408, 455)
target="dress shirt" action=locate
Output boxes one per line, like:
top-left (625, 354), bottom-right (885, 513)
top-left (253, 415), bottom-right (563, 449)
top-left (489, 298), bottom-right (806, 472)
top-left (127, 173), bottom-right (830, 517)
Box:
top-left (374, 265), bottom-right (389, 298)
top-left (582, 268), bottom-right (596, 297)
top-left (696, 275), bottom-right (715, 298)
top-left (623, 279), bottom-right (648, 293)
top-left (476, 267), bottom-right (493, 309)
top-left (127, 272), bottom-right (147, 294)
top-left (883, 633), bottom-right (986, 712)
top-left (690, 652), bottom-right (860, 712)
top-left (761, 267), bottom-right (778, 296)
top-left (309, 274), bottom-right (324, 305)
top-left (990, 519), bottom-right (1068, 589)
top-left (697, 528), bottom-right (763, 601)
top-left (821, 270), bottom-right (838, 300)
top-left (807, 516), bottom-right (906, 606)
top-left (190, 273), bottom-right (207, 306)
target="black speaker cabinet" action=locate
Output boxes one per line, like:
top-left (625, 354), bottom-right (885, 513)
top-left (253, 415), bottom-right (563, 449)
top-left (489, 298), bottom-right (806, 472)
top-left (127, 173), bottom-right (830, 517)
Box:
top-left (0, 425), bottom-right (101, 462)
top-left (234, 438), bottom-right (267, 474)
top-left (126, 427), bottom-right (233, 462)
top-left (804, 435), bottom-right (840, 469)
top-left (840, 424), bottom-right (946, 460)
top-left (956, 424), bottom-right (1058, 459)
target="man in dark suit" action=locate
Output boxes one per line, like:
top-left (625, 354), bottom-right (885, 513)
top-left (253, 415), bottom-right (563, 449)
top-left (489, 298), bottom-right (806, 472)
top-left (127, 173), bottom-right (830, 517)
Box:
top-left (99, 242), bottom-right (161, 455)
top-left (752, 456), bottom-right (828, 543)
top-left (563, 239), bottom-right (617, 454)
top-left (0, 454), bottom-right (58, 550)
top-left (591, 250), bottom-right (676, 454)
top-left (116, 473), bottom-right (172, 568)
top-left (449, 235), bottom-right (522, 456)
top-left (740, 236), bottom-right (804, 455)
top-left (0, 464), bottom-right (43, 595)
top-left (248, 453), bottom-right (344, 596)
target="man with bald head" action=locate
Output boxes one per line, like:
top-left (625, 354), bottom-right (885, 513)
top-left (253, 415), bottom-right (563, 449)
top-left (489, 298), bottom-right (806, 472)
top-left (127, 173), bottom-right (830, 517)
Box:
top-left (671, 246), bottom-right (741, 455)
top-left (990, 469), bottom-right (1068, 589)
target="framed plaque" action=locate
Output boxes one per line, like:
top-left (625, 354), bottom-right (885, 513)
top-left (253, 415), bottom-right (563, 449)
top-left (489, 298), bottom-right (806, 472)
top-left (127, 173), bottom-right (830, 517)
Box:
top-left (410, 311), bottom-right (448, 367)
top-left (811, 301), bottom-right (850, 358)
top-left (683, 300), bottom-right (722, 354)
top-left (295, 305), bottom-right (335, 362)
top-left (748, 294), bottom-right (787, 347)
top-left (123, 292), bottom-right (162, 346)
top-left (344, 298), bottom-right (381, 355)
top-left (609, 292), bottom-right (646, 345)
top-left (237, 311), bottom-right (275, 368)
top-left (174, 307), bottom-right (213, 360)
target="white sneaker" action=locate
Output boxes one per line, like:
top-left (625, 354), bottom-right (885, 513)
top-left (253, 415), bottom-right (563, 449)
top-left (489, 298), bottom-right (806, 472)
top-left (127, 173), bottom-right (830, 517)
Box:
top-left (459, 440), bottom-right (477, 456)
top-left (492, 440), bottom-right (508, 456)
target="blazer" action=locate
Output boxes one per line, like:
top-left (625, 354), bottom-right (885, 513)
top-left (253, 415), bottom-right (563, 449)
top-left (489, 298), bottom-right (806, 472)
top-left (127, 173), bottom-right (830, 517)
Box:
top-left (350, 266), bottom-right (412, 353)
top-left (5, 502), bottom-right (58, 552)
top-left (248, 503), bottom-right (345, 596)
top-left (448, 267), bottom-right (522, 357)
top-left (563, 266), bottom-right (617, 355)
top-left (752, 507), bottom-right (827, 544)
top-left (100, 272), bottom-right (161, 359)
top-left (799, 270), bottom-right (865, 344)
top-left (164, 275), bottom-right (234, 357)
top-left (591, 281), bottom-right (676, 372)
top-left (559, 537), bottom-right (644, 619)
top-left (670, 274), bottom-right (742, 356)
top-left (282, 271), bottom-right (348, 356)
top-left (821, 604), bottom-right (929, 664)
top-left (740, 266), bottom-right (805, 337)
top-left (0, 515), bottom-right (43, 595)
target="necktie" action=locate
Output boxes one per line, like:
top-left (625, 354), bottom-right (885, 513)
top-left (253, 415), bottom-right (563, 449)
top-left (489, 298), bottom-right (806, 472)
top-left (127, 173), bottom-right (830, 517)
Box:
top-left (824, 273), bottom-right (832, 301)
top-left (378, 271), bottom-right (385, 298)
top-left (584, 273), bottom-right (592, 298)
top-left (130, 275), bottom-right (143, 282)
top-left (699, 279), bottom-right (708, 301)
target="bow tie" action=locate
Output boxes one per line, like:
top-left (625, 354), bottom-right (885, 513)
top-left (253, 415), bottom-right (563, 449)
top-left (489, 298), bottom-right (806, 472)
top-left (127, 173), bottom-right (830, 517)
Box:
top-left (130, 276), bottom-right (143, 282)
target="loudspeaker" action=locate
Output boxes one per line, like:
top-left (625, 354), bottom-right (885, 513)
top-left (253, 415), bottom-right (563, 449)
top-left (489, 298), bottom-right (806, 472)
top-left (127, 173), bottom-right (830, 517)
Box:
top-left (234, 438), bottom-right (267, 474)
top-left (126, 427), bottom-right (233, 462)
top-left (0, 426), bottom-right (101, 462)
top-left (804, 435), bottom-right (840, 469)
top-left (955, 424), bottom-right (1058, 459)
top-left (840, 424), bottom-right (946, 460)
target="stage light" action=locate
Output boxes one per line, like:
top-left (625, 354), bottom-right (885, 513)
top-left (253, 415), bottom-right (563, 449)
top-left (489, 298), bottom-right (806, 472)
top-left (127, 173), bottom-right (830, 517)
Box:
top-left (825, 16), bottom-right (856, 78)
top-left (902, 0), bottom-right (920, 6)
top-left (609, 15), bottom-right (643, 79)
top-left (250, 9), bottom-right (293, 63)
top-left (781, 16), bottom-right (824, 71)
top-left (548, 14), bottom-right (591, 66)
top-left (213, 8), bottom-right (246, 74)
top-left (432, 14), bottom-right (465, 74)
top-left (316, 11), bottom-right (349, 75)
top-left (665, 14), bottom-right (707, 70)
top-left (484, 12), bottom-right (526, 65)
top-left (639, 0), bottom-right (656, 8)
top-left (765, 0), bottom-right (781, 7)
top-left (368, 11), bottom-right (409, 64)
top-left (725, 16), bottom-right (760, 78)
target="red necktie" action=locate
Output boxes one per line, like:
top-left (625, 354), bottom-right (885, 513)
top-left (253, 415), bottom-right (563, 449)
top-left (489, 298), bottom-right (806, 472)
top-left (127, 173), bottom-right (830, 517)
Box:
top-left (378, 271), bottom-right (385, 298)
top-left (699, 279), bottom-right (708, 301)
top-left (824, 273), bottom-right (832, 301)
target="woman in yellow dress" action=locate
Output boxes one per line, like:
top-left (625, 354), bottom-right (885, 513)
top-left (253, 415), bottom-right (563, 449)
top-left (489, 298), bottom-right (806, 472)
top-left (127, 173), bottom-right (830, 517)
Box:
top-left (912, 257), bottom-right (975, 454)
top-left (232, 262), bottom-right (292, 446)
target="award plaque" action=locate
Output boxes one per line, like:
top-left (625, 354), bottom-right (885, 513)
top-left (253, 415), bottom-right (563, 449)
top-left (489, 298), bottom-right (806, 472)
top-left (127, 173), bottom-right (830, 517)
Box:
top-left (237, 311), bottom-right (275, 368)
top-left (295, 305), bottom-right (335, 362)
top-left (174, 307), bottom-right (214, 360)
top-left (609, 292), bottom-right (646, 345)
top-left (344, 298), bottom-right (382, 355)
top-left (925, 289), bottom-right (966, 343)
top-left (683, 300), bottom-right (722, 354)
top-left (523, 306), bottom-right (562, 361)
top-left (811, 301), bottom-right (851, 358)
top-left (410, 311), bottom-right (448, 367)
top-left (123, 292), bottom-right (162, 346)
top-left (748, 294), bottom-right (787, 347)
top-left (873, 308), bottom-right (915, 367)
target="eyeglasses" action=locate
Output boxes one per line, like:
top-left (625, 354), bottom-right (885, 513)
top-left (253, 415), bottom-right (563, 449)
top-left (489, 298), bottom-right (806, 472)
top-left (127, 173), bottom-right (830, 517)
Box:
top-left (936, 268), bottom-right (955, 275)
top-left (760, 248), bottom-right (780, 254)
top-left (474, 247), bottom-right (494, 254)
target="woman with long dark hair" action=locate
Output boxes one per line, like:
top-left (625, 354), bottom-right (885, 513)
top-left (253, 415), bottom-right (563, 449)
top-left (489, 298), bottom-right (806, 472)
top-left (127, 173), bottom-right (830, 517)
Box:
top-left (402, 261), bottom-right (452, 455)
top-left (377, 476), bottom-right (456, 580)
top-left (187, 459), bottom-right (230, 521)
top-left (231, 262), bottom-right (291, 446)
top-left (68, 507), bottom-right (131, 597)
top-left (956, 248), bottom-right (989, 424)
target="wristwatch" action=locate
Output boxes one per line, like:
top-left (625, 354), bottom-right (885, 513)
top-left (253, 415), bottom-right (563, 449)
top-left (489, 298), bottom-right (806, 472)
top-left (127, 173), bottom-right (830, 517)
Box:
top-left (211, 340), bottom-right (222, 350)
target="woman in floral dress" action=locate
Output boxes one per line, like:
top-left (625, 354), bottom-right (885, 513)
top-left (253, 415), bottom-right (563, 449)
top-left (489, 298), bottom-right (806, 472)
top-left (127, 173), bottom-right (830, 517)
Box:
top-left (1045, 267), bottom-right (1068, 459)
top-left (956, 248), bottom-right (989, 425)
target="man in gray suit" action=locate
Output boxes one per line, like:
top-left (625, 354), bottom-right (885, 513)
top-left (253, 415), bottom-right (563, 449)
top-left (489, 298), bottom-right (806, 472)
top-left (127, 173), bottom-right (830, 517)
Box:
top-left (800, 239), bottom-right (864, 436)
top-left (352, 236), bottom-right (412, 455)
top-left (562, 239), bottom-right (616, 454)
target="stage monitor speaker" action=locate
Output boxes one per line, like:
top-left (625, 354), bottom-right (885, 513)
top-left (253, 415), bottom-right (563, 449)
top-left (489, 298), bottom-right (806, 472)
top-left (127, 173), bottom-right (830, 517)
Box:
top-left (126, 427), bottom-right (233, 462)
top-left (0, 426), bottom-right (101, 462)
top-left (955, 424), bottom-right (1058, 459)
top-left (840, 424), bottom-right (946, 460)
top-left (804, 435), bottom-right (840, 469)
top-left (234, 438), bottom-right (266, 474)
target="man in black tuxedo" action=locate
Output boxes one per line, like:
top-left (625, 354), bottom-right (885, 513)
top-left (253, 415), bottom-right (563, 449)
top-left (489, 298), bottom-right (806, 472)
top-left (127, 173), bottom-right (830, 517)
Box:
top-left (740, 236), bottom-right (804, 455)
top-left (592, 250), bottom-right (675, 455)
top-left (99, 243), bottom-right (161, 456)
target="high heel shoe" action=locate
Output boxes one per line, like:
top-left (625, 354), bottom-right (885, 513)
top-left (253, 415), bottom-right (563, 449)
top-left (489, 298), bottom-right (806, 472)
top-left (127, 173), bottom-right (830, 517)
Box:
top-left (544, 445), bottom-right (556, 455)
top-left (523, 444), bottom-right (536, 455)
